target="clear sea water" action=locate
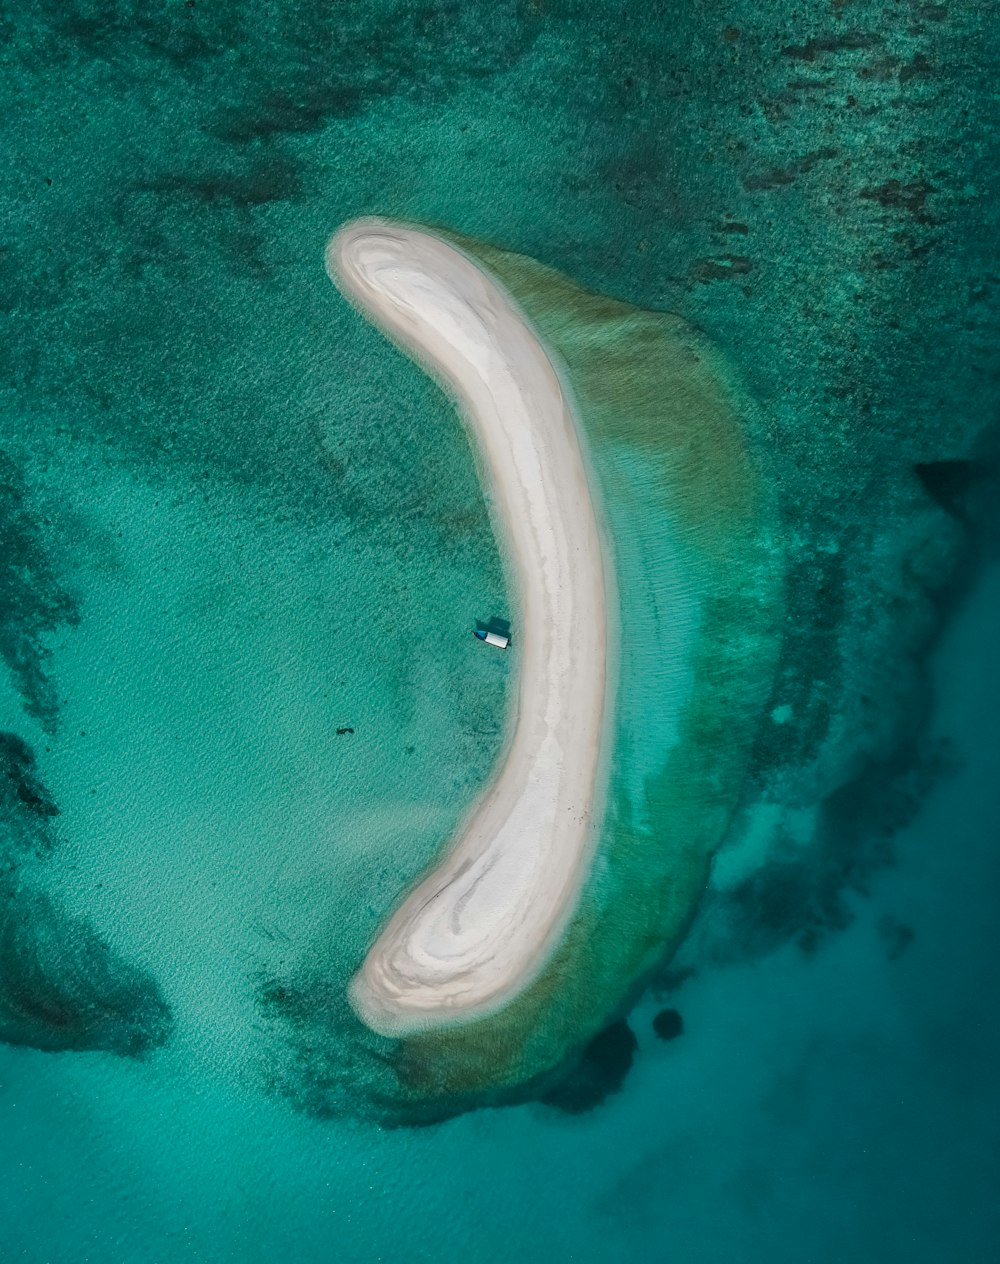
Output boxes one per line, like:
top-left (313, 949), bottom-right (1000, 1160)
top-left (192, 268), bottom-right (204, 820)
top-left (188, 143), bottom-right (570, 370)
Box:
top-left (2, 2), bottom-right (998, 1260)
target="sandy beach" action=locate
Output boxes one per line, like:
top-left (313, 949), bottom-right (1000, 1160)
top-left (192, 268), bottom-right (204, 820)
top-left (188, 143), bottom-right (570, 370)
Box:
top-left (327, 220), bottom-right (611, 1035)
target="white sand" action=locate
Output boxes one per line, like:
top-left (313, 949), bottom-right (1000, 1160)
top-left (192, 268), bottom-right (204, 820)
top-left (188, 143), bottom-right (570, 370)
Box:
top-left (327, 220), bottom-right (611, 1035)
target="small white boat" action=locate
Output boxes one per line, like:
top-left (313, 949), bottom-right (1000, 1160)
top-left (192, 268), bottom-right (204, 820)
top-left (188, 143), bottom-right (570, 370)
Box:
top-left (473, 628), bottom-right (510, 650)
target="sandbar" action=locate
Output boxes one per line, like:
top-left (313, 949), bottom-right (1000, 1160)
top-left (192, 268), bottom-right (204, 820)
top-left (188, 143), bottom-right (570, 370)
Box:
top-left (327, 220), bottom-right (611, 1035)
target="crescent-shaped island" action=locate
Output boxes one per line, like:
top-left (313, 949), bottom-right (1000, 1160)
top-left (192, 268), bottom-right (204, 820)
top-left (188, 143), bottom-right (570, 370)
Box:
top-left (327, 220), bottom-right (613, 1036)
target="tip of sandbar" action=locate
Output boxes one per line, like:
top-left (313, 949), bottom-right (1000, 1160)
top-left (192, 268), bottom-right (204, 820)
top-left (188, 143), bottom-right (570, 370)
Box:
top-left (325, 220), bottom-right (362, 282)
top-left (325, 217), bottom-right (400, 279)
top-left (325, 218), bottom-right (458, 291)
top-left (347, 973), bottom-right (428, 1039)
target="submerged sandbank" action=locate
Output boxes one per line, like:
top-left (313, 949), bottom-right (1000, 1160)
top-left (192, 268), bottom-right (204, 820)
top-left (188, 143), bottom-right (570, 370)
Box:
top-left (327, 220), bottom-right (612, 1035)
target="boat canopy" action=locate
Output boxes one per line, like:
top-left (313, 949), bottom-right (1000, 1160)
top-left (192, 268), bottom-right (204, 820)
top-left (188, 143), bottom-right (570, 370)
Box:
top-left (473, 628), bottom-right (510, 650)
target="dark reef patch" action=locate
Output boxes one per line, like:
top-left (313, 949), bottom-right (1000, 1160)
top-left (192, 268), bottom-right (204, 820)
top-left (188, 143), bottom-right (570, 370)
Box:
top-left (782, 33), bottom-right (879, 62)
top-left (43, 0), bottom-right (219, 71)
top-left (1, 732), bottom-right (59, 861)
top-left (207, 88), bottom-right (363, 145)
top-left (859, 178), bottom-right (937, 225)
top-left (0, 452), bottom-right (79, 732)
top-left (1, 732), bottom-right (58, 821)
top-left (749, 544), bottom-right (848, 774)
top-left (689, 255), bottom-right (753, 284)
top-left (137, 157), bottom-right (302, 210)
top-left (743, 146), bottom-right (839, 193)
top-left (722, 850), bottom-right (857, 962)
top-left (255, 965), bottom-right (406, 1124)
top-left (899, 52), bottom-right (935, 85)
top-left (915, 459), bottom-right (980, 519)
top-left (540, 1021), bottom-right (638, 1115)
top-left (652, 1009), bottom-right (684, 1041)
top-left (0, 881), bottom-right (173, 1057)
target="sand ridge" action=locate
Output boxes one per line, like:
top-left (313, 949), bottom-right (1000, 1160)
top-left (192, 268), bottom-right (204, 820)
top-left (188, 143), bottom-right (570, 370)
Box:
top-left (327, 220), bottom-right (611, 1035)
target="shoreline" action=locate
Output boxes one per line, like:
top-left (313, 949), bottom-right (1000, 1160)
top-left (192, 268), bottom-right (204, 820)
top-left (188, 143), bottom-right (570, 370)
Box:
top-left (327, 220), bottom-right (612, 1036)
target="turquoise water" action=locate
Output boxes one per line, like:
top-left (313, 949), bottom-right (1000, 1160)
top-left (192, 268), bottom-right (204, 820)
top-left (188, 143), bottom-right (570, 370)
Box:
top-left (2, 0), bottom-right (999, 1258)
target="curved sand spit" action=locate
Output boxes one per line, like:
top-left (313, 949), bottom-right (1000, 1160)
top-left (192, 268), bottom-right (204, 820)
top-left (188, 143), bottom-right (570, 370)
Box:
top-left (327, 220), bottom-right (611, 1035)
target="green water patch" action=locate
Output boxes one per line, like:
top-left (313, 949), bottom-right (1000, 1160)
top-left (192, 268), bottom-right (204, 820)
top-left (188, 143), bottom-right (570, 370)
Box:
top-left (260, 230), bottom-right (784, 1123)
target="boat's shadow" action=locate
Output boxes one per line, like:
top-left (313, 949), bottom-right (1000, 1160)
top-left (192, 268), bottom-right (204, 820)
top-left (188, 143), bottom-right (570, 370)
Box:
top-left (474, 615), bottom-right (512, 641)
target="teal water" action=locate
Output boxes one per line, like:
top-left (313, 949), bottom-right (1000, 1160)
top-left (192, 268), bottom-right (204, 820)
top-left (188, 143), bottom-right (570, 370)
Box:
top-left (2, 1), bottom-right (999, 1259)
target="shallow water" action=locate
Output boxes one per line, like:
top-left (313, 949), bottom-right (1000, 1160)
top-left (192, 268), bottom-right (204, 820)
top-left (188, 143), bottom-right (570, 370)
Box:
top-left (2, 0), bottom-right (998, 1258)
